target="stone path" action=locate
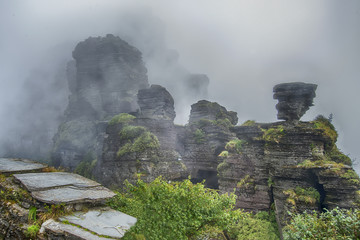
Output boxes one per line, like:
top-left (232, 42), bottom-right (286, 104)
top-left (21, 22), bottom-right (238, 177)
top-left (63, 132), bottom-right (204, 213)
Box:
top-left (0, 158), bottom-right (136, 239)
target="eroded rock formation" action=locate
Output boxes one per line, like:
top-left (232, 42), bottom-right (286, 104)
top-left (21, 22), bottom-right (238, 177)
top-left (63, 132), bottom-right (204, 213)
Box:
top-left (52, 35), bottom-right (149, 169)
top-left (95, 86), bottom-right (187, 187)
top-left (273, 82), bottom-right (317, 121)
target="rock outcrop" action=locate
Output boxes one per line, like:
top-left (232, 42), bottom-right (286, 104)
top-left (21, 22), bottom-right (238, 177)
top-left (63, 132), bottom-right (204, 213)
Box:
top-left (180, 100), bottom-right (238, 188)
top-left (137, 85), bottom-right (176, 121)
top-left (95, 86), bottom-right (187, 187)
top-left (273, 82), bottom-right (317, 121)
top-left (52, 35), bottom-right (149, 169)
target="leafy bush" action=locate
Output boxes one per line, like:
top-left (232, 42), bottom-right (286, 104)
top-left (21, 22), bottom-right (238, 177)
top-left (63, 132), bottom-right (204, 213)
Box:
top-left (117, 131), bottom-right (160, 157)
top-left (108, 177), bottom-right (236, 240)
top-left (226, 210), bottom-right (280, 240)
top-left (225, 139), bottom-right (246, 153)
top-left (194, 128), bottom-right (206, 144)
top-left (119, 125), bottom-right (147, 140)
top-left (26, 224), bottom-right (40, 238)
top-left (218, 150), bottom-right (229, 158)
top-left (283, 187), bottom-right (320, 206)
top-left (262, 126), bottom-right (285, 143)
top-left (74, 151), bottom-right (97, 178)
top-left (312, 115), bottom-right (338, 148)
top-left (283, 207), bottom-right (360, 240)
top-left (109, 113), bottom-right (136, 125)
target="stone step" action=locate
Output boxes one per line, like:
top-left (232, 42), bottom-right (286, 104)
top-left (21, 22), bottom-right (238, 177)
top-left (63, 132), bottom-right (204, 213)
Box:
top-left (0, 158), bottom-right (136, 239)
top-left (0, 158), bottom-right (47, 175)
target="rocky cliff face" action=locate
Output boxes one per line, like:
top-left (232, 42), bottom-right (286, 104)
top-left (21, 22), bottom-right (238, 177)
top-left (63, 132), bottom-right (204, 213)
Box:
top-left (49, 34), bottom-right (359, 235)
top-left (95, 85), bottom-right (187, 187)
top-left (52, 35), bottom-right (149, 169)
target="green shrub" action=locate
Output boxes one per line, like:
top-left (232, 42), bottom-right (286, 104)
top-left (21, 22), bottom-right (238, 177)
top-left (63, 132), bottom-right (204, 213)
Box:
top-left (241, 120), bottom-right (256, 126)
top-left (312, 115), bottom-right (338, 148)
top-left (262, 126), bottom-right (285, 143)
top-left (237, 175), bottom-right (254, 189)
top-left (26, 224), bottom-right (40, 238)
top-left (226, 210), bottom-right (280, 240)
top-left (117, 132), bottom-right (160, 158)
top-left (109, 113), bottom-right (136, 125)
top-left (283, 207), bottom-right (360, 240)
top-left (194, 128), bottom-right (206, 144)
top-left (107, 177), bottom-right (236, 240)
top-left (28, 206), bottom-right (37, 223)
top-left (326, 146), bottom-right (352, 166)
top-left (340, 170), bottom-right (360, 185)
top-left (218, 150), bottom-right (229, 158)
top-left (225, 139), bottom-right (246, 153)
top-left (74, 152), bottom-right (97, 179)
top-left (119, 125), bottom-right (147, 140)
top-left (283, 187), bottom-right (320, 206)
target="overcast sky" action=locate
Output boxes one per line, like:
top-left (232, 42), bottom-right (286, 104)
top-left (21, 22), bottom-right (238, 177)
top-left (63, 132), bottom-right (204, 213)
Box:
top-left (0, 0), bottom-right (359, 170)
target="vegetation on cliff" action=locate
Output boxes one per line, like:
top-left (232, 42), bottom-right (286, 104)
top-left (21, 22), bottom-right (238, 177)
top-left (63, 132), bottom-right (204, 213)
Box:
top-left (283, 208), bottom-right (360, 240)
top-left (107, 177), bottom-right (279, 240)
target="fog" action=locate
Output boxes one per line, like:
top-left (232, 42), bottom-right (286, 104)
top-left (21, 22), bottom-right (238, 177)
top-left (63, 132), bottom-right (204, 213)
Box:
top-left (0, 0), bottom-right (359, 171)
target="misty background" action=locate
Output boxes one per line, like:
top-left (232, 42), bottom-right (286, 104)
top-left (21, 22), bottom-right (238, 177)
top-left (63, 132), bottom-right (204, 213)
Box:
top-left (0, 0), bottom-right (359, 171)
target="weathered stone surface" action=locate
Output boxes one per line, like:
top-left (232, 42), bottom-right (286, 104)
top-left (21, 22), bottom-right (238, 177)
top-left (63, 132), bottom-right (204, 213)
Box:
top-left (70, 34), bottom-right (149, 120)
top-left (273, 82), bottom-right (317, 121)
top-left (96, 117), bottom-right (187, 187)
top-left (181, 101), bottom-right (237, 188)
top-left (31, 186), bottom-right (115, 205)
top-left (60, 208), bottom-right (137, 239)
top-left (0, 158), bottom-right (135, 239)
top-left (53, 34), bottom-right (149, 169)
top-left (137, 84), bottom-right (176, 121)
top-left (189, 100), bottom-right (238, 125)
top-left (14, 172), bottom-right (101, 191)
top-left (41, 219), bottom-right (118, 240)
top-left (0, 158), bottom-right (47, 175)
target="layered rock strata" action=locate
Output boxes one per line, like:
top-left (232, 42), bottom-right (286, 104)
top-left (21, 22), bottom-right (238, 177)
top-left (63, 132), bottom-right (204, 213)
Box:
top-left (95, 86), bottom-right (187, 187)
top-left (273, 82), bottom-right (317, 121)
top-left (180, 100), bottom-right (238, 188)
top-left (53, 35), bottom-right (149, 169)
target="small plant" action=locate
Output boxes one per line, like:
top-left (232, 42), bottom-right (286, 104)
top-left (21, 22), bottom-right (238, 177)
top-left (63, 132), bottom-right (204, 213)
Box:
top-left (117, 131), bottom-right (160, 157)
top-left (241, 120), bottom-right (256, 126)
top-left (237, 175), bottom-right (254, 189)
top-left (74, 151), bottom-right (97, 178)
top-left (109, 113), bottom-right (136, 125)
top-left (262, 126), bottom-right (285, 143)
top-left (340, 170), bottom-right (360, 185)
top-left (217, 161), bottom-right (230, 173)
top-left (311, 115), bottom-right (338, 148)
top-left (28, 206), bottom-right (37, 223)
top-left (218, 151), bottom-right (229, 158)
top-left (283, 207), bottom-right (360, 239)
top-left (283, 187), bottom-right (320, 206)
top-left (225, 139), bottom-right (246, 153)
top-left (26, 224), bottom-right (40, 238)
top-left (267, 177), bottom-right (274, 187)
top-left (194, 128), bottom-right (206, 144)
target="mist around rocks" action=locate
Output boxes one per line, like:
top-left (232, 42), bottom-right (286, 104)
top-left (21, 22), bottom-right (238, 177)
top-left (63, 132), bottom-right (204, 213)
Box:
top-left (0, 0), bottom-right (359, 172)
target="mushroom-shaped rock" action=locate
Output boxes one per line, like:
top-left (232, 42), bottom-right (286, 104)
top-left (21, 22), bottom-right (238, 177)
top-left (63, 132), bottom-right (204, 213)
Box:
top-left (137, 84), bottom-right (176, 121)
top-left (273, 82), bottom-right (317, 121)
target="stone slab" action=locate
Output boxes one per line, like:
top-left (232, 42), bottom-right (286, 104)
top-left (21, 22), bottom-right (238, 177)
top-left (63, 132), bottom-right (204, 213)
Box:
top-left (59, 208), bottom-right (137, 239)
top-left (13, 172), bottom-right (101, 191)
top-left (31, 186), bottom-right (116, 204)
top-left (41, 219), bottom-right (117, 240)
top-left (0, 158), bottom-right (46, 174)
